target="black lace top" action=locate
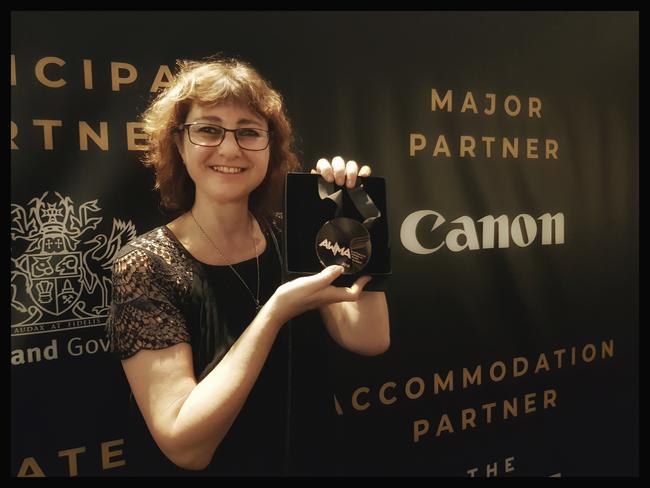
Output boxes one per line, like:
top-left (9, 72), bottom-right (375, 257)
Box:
top-left (105, 214), bottom-right (322, 476)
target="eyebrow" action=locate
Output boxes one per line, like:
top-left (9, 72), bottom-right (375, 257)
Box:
top-left (194, 115), bottom-right (265, 126)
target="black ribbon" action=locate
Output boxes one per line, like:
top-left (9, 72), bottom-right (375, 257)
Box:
top-left (317, 178), bottom-right (382, 228)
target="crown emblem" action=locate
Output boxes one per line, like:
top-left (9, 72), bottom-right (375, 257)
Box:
top-left (35, 280), bottom-right (53, 303)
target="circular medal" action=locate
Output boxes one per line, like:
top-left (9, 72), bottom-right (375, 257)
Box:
top-left (315, 217), bottom-right (372, 274)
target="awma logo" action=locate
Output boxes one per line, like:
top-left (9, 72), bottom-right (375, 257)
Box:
top-left (318, 239), bottom-right (351, 259)
top-left (400, 210), bottom-right (564, 254)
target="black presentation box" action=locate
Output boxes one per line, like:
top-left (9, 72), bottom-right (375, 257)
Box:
top-left (283, 172), bottom-right (391, 291)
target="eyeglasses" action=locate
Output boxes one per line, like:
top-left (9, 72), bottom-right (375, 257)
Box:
top-left (177, 122), bottom-right (272, 151)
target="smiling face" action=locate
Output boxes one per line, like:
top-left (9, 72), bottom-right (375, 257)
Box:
top-left (176, 99), bottom-right (271, 207)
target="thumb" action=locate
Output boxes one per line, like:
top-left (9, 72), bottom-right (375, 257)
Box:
top-left (318, 265), bottom-right (345, 284)
top-left (302, 265), bottom-right (344, 291)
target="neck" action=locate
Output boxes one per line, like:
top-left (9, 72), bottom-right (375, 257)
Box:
top-left (190, 199), bottom-right (252, 242)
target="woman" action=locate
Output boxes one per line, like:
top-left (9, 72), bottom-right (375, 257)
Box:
top-left (106, 56), bottom-right (390, 476)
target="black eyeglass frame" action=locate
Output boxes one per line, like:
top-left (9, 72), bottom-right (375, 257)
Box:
top-left (176, 122), bottom-right (272, 151)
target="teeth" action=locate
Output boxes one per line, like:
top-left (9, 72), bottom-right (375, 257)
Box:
top-left (210, 166), bottom-right (244, 174)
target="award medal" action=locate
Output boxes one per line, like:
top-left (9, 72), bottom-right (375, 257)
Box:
top-left (315, 179), bottom-right (381, 276)
top-left (316, 217), bottom-right (371, 274)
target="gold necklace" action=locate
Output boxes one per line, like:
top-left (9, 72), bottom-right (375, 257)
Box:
top-left (190, 209), bottom-right (261, 312)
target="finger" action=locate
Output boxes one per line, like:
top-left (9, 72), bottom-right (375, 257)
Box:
top-left (316, 158), bottom-right (334, 182)
top-left (358, 165), bottom-right (372, 177)
top-left (345, 160), bottom-right (359, 188)
top-left (331, 156), bottom-right (346, 186)
top-left (303, 265), bottom-right (344, 289)
top-left (321, 275), bottom-right (372, 303)
top-left (310, 168), bottom-right (318, 174)
top-left (347, 275), bottom-right (373, 295)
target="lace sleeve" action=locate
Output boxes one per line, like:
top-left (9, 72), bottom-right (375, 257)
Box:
top-left (105, 247), bottom-right (191, 360)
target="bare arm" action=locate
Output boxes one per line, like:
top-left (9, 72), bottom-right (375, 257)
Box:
top-left (120, 264), bottom-right (358, 471)
top-left (319, 285), bottom-right (390, 356)
top-left (122, 302), bottom-right (283, 471)
top-left (310, 158), bottom-right (390, 355)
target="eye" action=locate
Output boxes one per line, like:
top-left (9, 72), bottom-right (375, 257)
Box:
top-left (197, 124), bottom-right (222, 134)
top-left (237, 128), bottom-right (264, 138)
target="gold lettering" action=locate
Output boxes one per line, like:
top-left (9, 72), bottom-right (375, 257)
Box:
top-left (79, 121), bottom-right (109, 150)
top-left (409, 133), bottom-right (426, 156)
top-left (482, 402), bottom-right (496, 423)
top-left (529, 97), bottom-right (542, 117)
top-left (524, 392), bottom-right (537, 413)
top-left (502, 137), bottom-right (519, 158)
top-left (83, 59), bottom-right (93, 89)
top-left (101, 439), bottom-right (126, 470)
top-left (379, 382), bottom-right (397, 405)
top-left (513, 357), bottom-right (528, 377)
top-left (554, 348), bottom-right (566, 368)
top-left (409, 389), bottom-right (559, 443)
top-left (436, 414), bottom-right (454, 436)
top-left (17, 457), bottom-right (45, 477)
top-left (126, 122), bottom-right (148, 151)
top-left (431, 89), bottom-right (452, 112)
top-left (484, 93), bottom-right (496, 115)
top-left (413, 419), bottom-right (429, 442)
top-left (334, 394), bottom-right (343, 415)
top-left (461, 92), bottom-right (478, 114)
top-left (35, 56), bottom-right (66, 88)
top-left (150, 65), bottom-right (174, 92)
top-left (433, 370), bottom-right (454, 394)
top-left (527, 138), bottom-right (538, 159)
top-left (33, 119), bottom-right (63, 150)
top-left (460, 135), bottom-right (476, 157)
top-left (405, 376), bottom-right (425, 400)
top-left (482, 136), bottom-right (495, 158)
top-left (546, 139), bottom-right (559, 159)
top-left (11, 121), bottom-right (18, 150)
top-left (504, 95), bottom-right (521, 116)
top-left (352, 387), bottom-right (370, 411)
top-left (503, 397), bottom-right (518, 419)
top-left (463, 365), bottom-right (481, 388)
top-left (543, 388), bottom-right (557, 409)
top-left (11, 54), bottom-right (16, 86)
top-left (534, 352), bottom-right (550, 373)
top-left (582, 344), bottom-right (596, 362)
top-left (111, 62), bottom-right (138, 91)
top-left (489, 361), bottom-right (506, 382)
top-left (461, 408), bottom-right (477, 430)
top-left (58, 446), bottom-right (86, 477)
top-left (601, 339), bottom-right (614, 359)
top-left (432, 135), bottom-right (451, 157)
top-left (505, 456), bottom-right (515, 473)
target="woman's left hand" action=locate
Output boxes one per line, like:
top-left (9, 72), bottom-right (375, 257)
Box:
top-left (311, 156), bottom-right (372, 188)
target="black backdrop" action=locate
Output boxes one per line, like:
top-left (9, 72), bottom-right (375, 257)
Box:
top-left (11, 11), bottom-right (638, 476)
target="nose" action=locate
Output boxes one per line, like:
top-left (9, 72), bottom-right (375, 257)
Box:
top-left (217, 131), bottom-right (242, 156)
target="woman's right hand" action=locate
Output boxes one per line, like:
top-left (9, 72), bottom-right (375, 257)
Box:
top-left (266, 265), bottom-right (372, 325)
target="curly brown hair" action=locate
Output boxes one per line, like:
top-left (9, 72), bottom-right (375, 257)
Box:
top-left (140, 56), bottom-right (302, 227)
